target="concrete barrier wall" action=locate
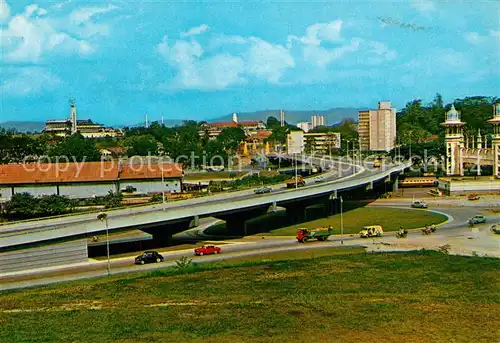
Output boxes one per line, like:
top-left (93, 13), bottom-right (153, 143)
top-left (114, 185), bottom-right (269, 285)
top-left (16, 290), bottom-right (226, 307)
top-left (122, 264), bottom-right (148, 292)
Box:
top-left (0, 239), bottom-right (88, 274)
top-left (439, 179), bottom-right (500, 194)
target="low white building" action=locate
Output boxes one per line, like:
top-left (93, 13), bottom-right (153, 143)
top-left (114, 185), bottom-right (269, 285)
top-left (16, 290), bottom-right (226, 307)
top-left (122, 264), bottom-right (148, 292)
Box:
top-left (0, 161), bottom-right (183, 201)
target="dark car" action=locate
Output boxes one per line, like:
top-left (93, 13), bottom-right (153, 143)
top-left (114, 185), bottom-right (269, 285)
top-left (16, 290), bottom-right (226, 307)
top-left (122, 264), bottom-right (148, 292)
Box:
top-left (135, 251), bottom-right (164, 265)
top-left (254, 186), bottom-right (272, 194)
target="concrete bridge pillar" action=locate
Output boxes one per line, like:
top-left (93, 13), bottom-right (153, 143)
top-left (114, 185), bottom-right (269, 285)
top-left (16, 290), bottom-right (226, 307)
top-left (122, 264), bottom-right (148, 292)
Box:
top-left (214, 206), bottom-right (270, 236)
top-left (141, 219), bottom-right (193, 246)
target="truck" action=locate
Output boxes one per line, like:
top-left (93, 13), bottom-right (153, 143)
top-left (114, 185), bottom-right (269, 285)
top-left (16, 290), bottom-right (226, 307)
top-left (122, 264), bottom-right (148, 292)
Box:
top-left (286, 176), bottom-right (305, 188)
top-left (373, 156), bottom-right (383, 168)
top-left (296, 227), bottom-right (333, 243)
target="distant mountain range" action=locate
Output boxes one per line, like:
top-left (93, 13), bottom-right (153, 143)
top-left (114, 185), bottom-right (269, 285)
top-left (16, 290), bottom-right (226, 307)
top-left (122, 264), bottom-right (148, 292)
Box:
top-left (0, 107), bottom-right (362, 133)
top-left (0, 121), bottom-right (45, 133)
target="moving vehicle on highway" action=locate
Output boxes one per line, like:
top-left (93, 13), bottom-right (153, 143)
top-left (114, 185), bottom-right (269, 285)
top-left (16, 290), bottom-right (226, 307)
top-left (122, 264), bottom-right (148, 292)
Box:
top-left (421, 225), bottom-right (436, 235)
top-left (469, 215), bottom-right (487, 224)
top-left (296, 227), bottom-right (333, 243)
top-left (254, 186), bottom-right (272, 194)
top-left (373, 156), bottom-right (383, 168)
top-left (194, 245), bottom-right (222, 256)
top-left (315, 176), bottom-right (326, 183)
top-left (396, 227), bottom-right (408, 238)
top-left (359, 225), bottom-right (384, 238)
top-left (135, 251), bottom-right (164, 265)
top-left (467, 194), bottom-right (481, 201)
top-left (411, 200), bottom-right (428, 209)
top-left (286, 176), bottom-right (305, 188)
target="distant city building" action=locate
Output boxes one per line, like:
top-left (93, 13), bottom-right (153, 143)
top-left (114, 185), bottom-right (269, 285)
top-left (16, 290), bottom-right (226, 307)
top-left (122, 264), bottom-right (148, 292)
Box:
top-left (200, 114), bottom-right (266, 140)
top-left (311, 115), bottom-right (326, 129)
top-left (297, 122), bottom-right (313, 132)
top-left (358, 101), bottom-right (396, 152)
top-left (287, 131), bottom-right (340, 154)
top-left (286, 131), bottom-right (304, 154)
top-left (44, 101), bottom-right (123, 138)
top-left (280, 109), bottom-right (285, 127)
top-left (441, 103), bottom-right (500, 178)
top-left (296, 115), bottom-right (326, 132)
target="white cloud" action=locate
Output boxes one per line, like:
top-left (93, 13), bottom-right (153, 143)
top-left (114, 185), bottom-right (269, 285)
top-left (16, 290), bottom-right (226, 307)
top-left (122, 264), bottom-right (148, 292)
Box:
top-left (0, 14), bottom-right (94, 62)
top-left (69, 4), bottom-right (118, 25)
top-left (1, 67), bottom-right (62, 96)
top-left (465, 32), bottom-right (487, 44)
top-left (302, 38), bottom-right (361, 67)
top-left (157, 31), bottom-right (295, 90)
top-left (411, 0), bottom-right (436, 13)
top-left (246, 38), bottom-right (295, 83)
top-left (490, 30), bottom-right (500, 38)
top-left (287, 20), bottom-right (343, 47)
top-left (0, 0), bottom-right (10, 21)
top-left (1, 3), bottom-right (118, 62)
top-left (180, 24), bottom-right (209, 38)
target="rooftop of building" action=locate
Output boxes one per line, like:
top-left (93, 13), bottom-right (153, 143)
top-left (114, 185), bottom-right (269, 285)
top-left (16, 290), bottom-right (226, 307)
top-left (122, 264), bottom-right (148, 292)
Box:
top-left (0, 162), bottom-right (182, 185)
top-left (203, 121), bottom-right (264, 128)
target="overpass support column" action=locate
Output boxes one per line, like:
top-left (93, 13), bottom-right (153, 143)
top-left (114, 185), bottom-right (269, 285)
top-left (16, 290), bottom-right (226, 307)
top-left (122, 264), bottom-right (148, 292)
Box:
top-left (141, 219), bottom-right (193, 246)
top-left (392, 179), bottom-right (399, 193)
top-left (284, 203), bottom-right (307, 223)
top-left (214, 206), bottom-right (270, 236)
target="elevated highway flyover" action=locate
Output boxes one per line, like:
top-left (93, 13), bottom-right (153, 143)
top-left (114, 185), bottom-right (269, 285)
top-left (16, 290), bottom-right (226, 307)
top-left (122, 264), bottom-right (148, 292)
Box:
top-left (0, 157), bottom-right (410, 273)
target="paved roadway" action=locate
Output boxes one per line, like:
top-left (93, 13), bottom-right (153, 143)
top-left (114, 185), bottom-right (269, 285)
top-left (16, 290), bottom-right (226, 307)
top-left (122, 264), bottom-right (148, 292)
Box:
top-left (2, 201), bottom-right (498, 291)
top-left (0, 158), bottom-right (408, 248)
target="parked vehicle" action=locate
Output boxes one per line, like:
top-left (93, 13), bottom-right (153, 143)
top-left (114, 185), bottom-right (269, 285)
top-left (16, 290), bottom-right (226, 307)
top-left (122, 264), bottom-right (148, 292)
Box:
top-left (296, 227), bottom-right (333, 243)
top-left (254, 186), bottom-right (272, 194)
top-left (359, 225), bottom-right (384, 238)
top-left (469, 215), bottom-right (487, 224)
top-left (467, 194), bottom-right (480, 201)
top-left (194, 245), bottom-right (221, 256)
top-left (135, 251), bottom-right (164, 265)
top-left (428, 189), bottom-right (443, 197)
top-left (286, 176), bottom-right (305, 188)
top-left (411, 200), bottom-right (428, 209)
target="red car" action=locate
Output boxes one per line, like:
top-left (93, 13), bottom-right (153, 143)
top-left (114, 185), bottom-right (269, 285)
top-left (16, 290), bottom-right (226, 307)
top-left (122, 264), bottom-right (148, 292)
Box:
top-left (194, 245), bottom-right (222, 256)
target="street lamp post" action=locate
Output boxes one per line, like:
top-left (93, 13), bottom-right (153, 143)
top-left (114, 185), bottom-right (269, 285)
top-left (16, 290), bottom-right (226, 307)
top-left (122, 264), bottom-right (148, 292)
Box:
top-left (97, 212), bottom-right (111, 276)
top-left (161, 165), bottom-right (166, 206)
top-left (340, 196), bottom-right (344, 244)
top-left (295, 153), bottom-right (298, 189)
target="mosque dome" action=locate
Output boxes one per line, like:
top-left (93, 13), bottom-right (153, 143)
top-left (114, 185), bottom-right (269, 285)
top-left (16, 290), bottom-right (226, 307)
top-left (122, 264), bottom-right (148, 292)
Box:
top-left (446, 104), bottom-right (460, 122)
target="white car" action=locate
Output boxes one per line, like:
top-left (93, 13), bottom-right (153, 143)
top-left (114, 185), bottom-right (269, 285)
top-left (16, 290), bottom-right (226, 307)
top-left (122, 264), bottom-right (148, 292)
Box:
top-left (411, 200), bottom-right (428, 209)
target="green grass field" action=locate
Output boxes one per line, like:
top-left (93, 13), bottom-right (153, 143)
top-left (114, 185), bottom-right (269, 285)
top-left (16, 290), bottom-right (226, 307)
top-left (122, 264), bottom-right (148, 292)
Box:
top-left (0, 248), bottom-right (498, 343)
top-left (263, 207), bottom-right (448, 236)
top-left (205, 207), bottom-right (448, 237)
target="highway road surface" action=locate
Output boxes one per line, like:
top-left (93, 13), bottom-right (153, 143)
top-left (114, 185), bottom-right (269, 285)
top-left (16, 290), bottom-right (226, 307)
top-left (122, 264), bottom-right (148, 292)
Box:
top-left (1, 202), bottom-right (498, 291)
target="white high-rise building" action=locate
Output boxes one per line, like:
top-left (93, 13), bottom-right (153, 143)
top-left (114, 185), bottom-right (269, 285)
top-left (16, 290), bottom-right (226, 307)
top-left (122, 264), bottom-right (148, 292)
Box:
top-left (358, 101), bottom-right (397, 152)
top-left (311, 115), bottom-right (325, 129)
top-left (232, 112), bottom-right (238, 123)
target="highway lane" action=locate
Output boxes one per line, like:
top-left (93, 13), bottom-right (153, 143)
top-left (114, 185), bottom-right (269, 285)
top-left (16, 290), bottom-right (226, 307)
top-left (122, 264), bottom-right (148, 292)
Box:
top-left (2, 205), bottom-right (498, 291)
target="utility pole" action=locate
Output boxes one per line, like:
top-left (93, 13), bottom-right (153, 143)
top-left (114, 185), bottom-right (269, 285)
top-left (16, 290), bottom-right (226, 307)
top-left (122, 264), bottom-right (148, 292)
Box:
top-left (340, 196), bottom-right (344, 244)
top-left (161, 164), bottom-right (166, 207)
top-left (295, 153), bottom-right (298, 189)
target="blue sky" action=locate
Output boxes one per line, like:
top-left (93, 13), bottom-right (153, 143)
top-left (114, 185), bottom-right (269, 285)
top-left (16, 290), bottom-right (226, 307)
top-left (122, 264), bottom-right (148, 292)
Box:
top-left (1, 0), bottom-right (499, 126)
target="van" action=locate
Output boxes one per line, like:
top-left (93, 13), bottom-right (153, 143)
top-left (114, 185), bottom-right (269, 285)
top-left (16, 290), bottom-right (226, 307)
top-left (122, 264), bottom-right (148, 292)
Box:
top-left (359, 225), bottom-right (384, 238)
